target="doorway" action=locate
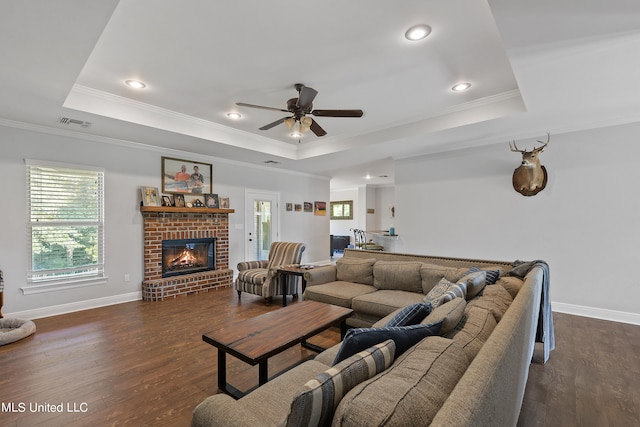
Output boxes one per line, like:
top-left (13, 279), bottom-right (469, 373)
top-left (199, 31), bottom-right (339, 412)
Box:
top-left (245, 190), bottom-right (279, 261)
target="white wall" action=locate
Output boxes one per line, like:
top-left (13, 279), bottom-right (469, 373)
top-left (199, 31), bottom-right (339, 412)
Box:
top-left (0, 124), bottom-right (329, 317)
top-left (393, 122), bottom-right (640, 324)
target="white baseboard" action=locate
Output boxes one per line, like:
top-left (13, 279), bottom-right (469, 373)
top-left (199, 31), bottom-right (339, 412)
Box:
top-left (4, 291), bottom-right (142, 320)
top-left (552, 301), bottom-right (640, 326)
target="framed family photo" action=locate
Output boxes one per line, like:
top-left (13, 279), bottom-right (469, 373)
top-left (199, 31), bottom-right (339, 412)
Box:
top-left (162, 156), bottom-right (212, 195)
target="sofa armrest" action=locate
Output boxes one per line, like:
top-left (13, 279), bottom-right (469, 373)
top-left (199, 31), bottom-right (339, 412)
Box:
top-left (237, 260), bottom-right (268, 271)
top-left (303, 265), bottom-right (337, 286)
top-left (192, 394), bottom-right (265, 427)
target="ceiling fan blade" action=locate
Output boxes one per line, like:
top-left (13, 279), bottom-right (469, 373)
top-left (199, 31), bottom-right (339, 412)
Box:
top-left (259, 117), bottom-right (288, 130)
top-left (311, 109), bottom-right (364, 117)
top-left (297, 86), bottom-right (318, 110)
top-left (236, 102), bottom-right (288, 113)
top-left (310, 119), bottom-right (327, 137)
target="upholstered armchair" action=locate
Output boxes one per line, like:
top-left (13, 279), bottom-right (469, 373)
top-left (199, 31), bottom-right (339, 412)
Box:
top-left (235, 242), bottom-right (305, 303)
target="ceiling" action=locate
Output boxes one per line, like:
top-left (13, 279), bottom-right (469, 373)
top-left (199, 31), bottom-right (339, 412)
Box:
top-left (2, 0), bottom-right (640, 189)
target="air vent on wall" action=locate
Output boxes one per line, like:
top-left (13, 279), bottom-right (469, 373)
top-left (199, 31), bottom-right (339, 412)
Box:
top-left (58, 117), bottom-right (92, 128)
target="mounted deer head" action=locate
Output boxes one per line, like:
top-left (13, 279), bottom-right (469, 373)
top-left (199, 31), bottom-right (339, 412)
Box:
top-left (509, 132), bottom-right (550, 196)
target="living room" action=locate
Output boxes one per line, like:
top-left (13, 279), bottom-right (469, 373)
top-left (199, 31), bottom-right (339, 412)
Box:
top-left (1, 1), bottom-right (640, 425)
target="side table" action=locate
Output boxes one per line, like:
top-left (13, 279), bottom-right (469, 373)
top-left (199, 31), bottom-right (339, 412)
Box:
top-left (276, 265), bottom-right (310, 307)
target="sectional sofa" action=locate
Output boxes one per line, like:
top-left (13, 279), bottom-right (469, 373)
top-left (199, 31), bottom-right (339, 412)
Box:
top-left (192, 249), bottom-right (552, 426)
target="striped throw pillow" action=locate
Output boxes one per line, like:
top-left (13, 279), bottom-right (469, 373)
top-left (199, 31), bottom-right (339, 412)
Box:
top-left (385, 302), bottom-right (432, 327)
top-left (425, 277), bottom-right (467, 308)
top-left (280, 340), bottom-right (395, 427)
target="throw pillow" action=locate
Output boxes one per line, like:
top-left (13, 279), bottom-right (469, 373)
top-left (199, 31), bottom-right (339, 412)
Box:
top-left (421, 297), bottom-right (466, 335)
top-left (384, 302), bottom-right (432, 327)
top-left (332, 321), bottom-right (443, 365)
top-left (424, 277), bottom-right (467, 308)
top-left (281, 339), bottom-right (396, 427)
top-left (336, 257), bottom-right (376, 285)
top-left (458, 270), bottom-right (487, 300)
top-left (463, 266), bottom-right (501, 285)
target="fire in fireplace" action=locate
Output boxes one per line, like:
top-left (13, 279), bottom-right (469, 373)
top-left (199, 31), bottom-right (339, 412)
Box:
top-left (162, 237), bottom-right (216, 278)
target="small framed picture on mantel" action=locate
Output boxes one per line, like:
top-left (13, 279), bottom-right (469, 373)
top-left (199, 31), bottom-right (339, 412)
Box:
top-left (141, 187), bottom-right (160, 206)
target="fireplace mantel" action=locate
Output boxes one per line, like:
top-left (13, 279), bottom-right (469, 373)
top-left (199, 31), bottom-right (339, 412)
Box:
top-left (140, 206), bottom-right (234, 301)
top-left (140, 206), bottom-right (234, 214)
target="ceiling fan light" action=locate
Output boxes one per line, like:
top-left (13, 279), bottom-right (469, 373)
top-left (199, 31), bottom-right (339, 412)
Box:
top-left (300, 116), bottom-right (312, 133)
top-left (284, 118), bottom-right (295, 129)
top-left (405, 24), bottom-right (431, 41)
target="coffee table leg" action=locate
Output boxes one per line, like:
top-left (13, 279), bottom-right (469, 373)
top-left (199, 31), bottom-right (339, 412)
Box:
top-left (217, 349), bottom-right (227, 392)
top-left (258, 361), bottom-right (268, 386)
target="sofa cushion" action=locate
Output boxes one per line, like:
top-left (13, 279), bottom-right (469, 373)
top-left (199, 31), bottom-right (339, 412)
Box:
top-left (420, 264), bottom-right (468, 294)
top-left (303, 281), bottom-right (377, 308)
top-left (466, 283), bottom-right (513, 322)
top-left (424, 277), bottom-right (467, 308)
top-left (333, 336), bottom-right (470, 427)
top-left (458, 270), bottom-right (487, 300)
top-left (495, 276), bottom-right (524, 299)
top-left (281, 340), bottom-right (396, 427)
top-left (445, 306), bottom-right (497, 361)
top-left (352, 289), bottom-right (425, 318)
top-left (373, 261), bottom-right (423, 293)
top-left (332, 321), bottom-right (443, 365)
top-left (336, 257), bottom-right (376, 285)
top-left (421, 297), bottom-right (466, 334)
top-left (384, 302), bottom-right (431, 327)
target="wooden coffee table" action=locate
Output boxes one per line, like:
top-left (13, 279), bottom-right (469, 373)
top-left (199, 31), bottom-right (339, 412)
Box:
top-left (202, 301), bottom-right (353, 399)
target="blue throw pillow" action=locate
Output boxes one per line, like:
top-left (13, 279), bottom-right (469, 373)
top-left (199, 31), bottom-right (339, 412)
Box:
top-left (385, 302), bottom-right (432, 327)
top-left (464, 266), bottom-right (500, 285)
top-left (332, 321), bottom-right (443, 365)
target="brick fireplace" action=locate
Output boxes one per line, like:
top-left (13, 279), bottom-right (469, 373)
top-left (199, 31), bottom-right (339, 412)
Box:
top-left (140, 206), bottom-right (234, 301)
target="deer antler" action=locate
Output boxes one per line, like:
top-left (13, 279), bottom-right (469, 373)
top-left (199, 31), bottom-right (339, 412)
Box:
top-left (533, 132), bottom-right (551, 152)
top-left (509, 141), bottom-right (525, 153)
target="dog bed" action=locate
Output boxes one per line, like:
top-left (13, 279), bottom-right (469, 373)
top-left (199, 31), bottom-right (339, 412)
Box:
top-left (0, 318), bottom-right (36, 345)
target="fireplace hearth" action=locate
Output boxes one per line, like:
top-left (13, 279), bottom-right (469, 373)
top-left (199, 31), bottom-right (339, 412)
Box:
top-left (162, 237), bottom-right (216, 278)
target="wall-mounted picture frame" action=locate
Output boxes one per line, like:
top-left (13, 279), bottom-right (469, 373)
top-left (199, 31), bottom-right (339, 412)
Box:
top-left (162, 156), bottom-right (212, 195)
top-left (141, 187), bottom-right (160, 206)
top-left (205, 194), bottom-right (219, 208)
top-left (314, 201), bottom-right (327, 216)
top-left (219, 197), bottom-right (230, 209)
top-left (286, 203), bottom-right (293, 211)
top-left (303, 202), bottom-right (313, 213)
top-left (295, 204), bottom-right (302, 212)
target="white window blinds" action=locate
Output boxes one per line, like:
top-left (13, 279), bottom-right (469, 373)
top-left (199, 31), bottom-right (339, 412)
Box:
top-left (26, 160), bottom-right (105, 287)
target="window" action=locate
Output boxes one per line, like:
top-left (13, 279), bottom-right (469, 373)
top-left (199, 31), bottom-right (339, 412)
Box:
top-left (25, 160), bottom-right (105, 293)
top-left (330, 200), bottom-right (353, 220)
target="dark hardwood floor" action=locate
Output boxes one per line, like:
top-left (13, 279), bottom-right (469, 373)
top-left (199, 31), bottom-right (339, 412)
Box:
top-left (1, 287), bottom-right (638, 426)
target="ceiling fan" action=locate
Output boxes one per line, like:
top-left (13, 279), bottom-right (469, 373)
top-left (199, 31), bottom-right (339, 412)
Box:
top-left (236, 83), bottom-right (363, 138)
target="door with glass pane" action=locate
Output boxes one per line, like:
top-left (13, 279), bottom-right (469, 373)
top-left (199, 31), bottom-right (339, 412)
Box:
top-left (245, 191), bottom-right (279, 261)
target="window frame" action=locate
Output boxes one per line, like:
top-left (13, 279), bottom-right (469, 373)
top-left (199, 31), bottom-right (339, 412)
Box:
top-left (330, 200), bottom-right (354, 220)
top-left (23, 159), bottom-right (106, 294)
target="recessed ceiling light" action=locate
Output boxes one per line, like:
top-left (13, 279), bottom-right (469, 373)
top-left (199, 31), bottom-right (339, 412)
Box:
top-left (405, 24), bottom-right (432, 41)
top-left (125, 79), bottom-right (146, 89)
top-left (452, 82), bottom-right (471, 92)
top-left (226, 112), bottom-right (242, 119)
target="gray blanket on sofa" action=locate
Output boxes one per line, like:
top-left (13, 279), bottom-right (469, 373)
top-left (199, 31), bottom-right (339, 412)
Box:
top-left (510, 260), bottom-right (554, 363)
